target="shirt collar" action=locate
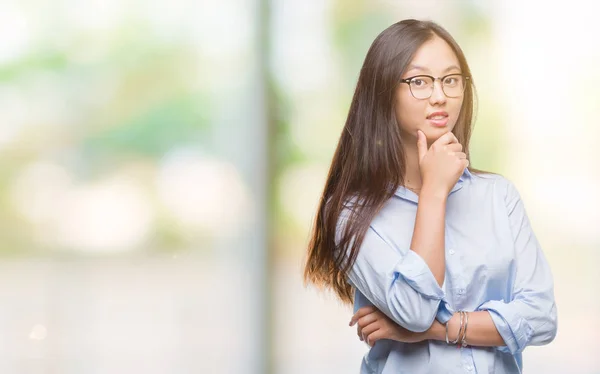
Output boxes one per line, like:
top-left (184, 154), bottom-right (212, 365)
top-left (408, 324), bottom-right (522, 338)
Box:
top-left (393, 167), bottom-right (472, 203)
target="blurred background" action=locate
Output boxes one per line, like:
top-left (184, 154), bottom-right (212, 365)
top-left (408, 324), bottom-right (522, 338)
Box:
top-left (0, 0), bottom-right (598, 373)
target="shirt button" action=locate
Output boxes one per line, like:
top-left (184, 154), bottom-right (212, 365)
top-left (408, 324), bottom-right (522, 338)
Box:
top-left (458, 289), bottom-right (465, 295)
top-left (449, 249), bottom-right (455, 255)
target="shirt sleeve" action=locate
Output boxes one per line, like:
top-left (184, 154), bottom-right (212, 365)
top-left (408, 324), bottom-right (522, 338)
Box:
top-left (477, 179), bottom-right (558, 354)
top-left (337, 215), bottom-right (445, 333)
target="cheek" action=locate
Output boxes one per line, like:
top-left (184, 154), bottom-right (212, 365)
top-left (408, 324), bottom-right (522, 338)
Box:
top-left (395, 97), bottom-right (424, 128)
top-left (449, 98), bottom-right (464, 123)
top-left (454, 97), bottom-right (465, 116)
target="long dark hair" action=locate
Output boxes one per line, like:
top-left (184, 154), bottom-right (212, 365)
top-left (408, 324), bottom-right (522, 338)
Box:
top-left (304, 19), bottom-right (482, 304)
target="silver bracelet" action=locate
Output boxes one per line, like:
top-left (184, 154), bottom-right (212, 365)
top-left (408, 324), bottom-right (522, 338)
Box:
top-left (449, 311), bottom-right (463, 345)
top-left (445, 320), bottom-right (450, 344)
top-left (445, 317), bottom-right (452, 344)
top-left (460, 311), bottom-right (469, 347)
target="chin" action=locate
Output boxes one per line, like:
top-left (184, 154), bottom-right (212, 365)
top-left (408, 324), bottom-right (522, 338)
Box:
top-left (421, 126), bottom-right (455, 143)
top-left (423, 126), bottom-right (452, 136)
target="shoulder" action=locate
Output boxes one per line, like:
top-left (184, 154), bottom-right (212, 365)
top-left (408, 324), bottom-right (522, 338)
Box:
top-left (336, 194), bottom-right (361, 222)
top-left (336, 193), bottom-right (396, 234)
top-left (469, 171), bottom-right (523, 205)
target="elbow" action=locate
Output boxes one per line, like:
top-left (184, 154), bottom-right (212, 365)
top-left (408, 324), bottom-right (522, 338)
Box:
top-left (387, 294), bottom-right (439, 332)
top-left (528, 321), bottom-right (557, 349)
top-left (524, 302), bottom-right (558, 350)
top-left (545, 322), bottom-right (558, 345)
top-left (535, 303), bottom-right (558, 346)
top-left (406, 315), bottom-right (436, 333)
top-left (485, 298), bottom-right (557, 354)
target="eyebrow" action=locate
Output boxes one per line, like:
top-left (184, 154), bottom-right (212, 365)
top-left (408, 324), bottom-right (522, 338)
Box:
top-left (405, 64), bottom-right (461, 74)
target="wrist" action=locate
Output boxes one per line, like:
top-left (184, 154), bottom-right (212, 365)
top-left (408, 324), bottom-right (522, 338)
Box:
top-left (426, 320), bottom-right (446, 341)
top-left (446, 312), bottom-right (462, 343)
top-left (420, 183), bottom-right (448, 201)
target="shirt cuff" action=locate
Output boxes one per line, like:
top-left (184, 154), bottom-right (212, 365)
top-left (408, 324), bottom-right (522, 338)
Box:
top-left (436, 300), bottom-right (454, 324)
top-left (478, 300), bottom-right (534, 354)
top-left (394, 249), bottom-right (445, 300)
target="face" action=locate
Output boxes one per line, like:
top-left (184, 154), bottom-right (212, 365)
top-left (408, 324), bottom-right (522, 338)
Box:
top-left (394, 35), bottom-right (465, 145)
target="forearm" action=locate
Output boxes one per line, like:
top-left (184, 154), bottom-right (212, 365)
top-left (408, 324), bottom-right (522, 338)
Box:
top-left (410, 185), bottom-right (447, 286)
top-left (428, 311), bottom-right (506, 347)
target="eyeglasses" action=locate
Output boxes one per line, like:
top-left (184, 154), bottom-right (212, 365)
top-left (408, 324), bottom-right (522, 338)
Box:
top-left (399, 73), bottom-right (470, 100)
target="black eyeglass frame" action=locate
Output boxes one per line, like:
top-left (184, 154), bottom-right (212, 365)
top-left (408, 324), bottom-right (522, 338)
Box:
top-left (399, 73), bottom-right (471, 99)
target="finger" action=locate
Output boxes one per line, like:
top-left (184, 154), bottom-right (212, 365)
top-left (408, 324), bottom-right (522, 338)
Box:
top-left (366, 330), bottom-right (384, 346)
top-left (350, 306), bottom-right (377, 326)
top-left (361, 321), bottom-right (381, 337)
top-left (356, 312), bottom-right (379, 329)
top-left (444, 143), bottom-right (463, 153)
top-left (416, 130), bottom-right (428, 163)
top-left (448, 132), bottom-right (459, 144)
top-left (433, 131), bottom-right (459, 147)
top-left (350, 306), bottom-right (376, 326)
top-left (356, 325), bottom-right (363, 340)
top-left (357, 312), bottom-right (383, 340)
top-left (455, 152), bottom-right (467, 159)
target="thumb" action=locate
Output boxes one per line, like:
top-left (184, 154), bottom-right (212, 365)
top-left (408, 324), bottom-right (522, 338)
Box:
top-left (416, 130), bottom-right (427, 162)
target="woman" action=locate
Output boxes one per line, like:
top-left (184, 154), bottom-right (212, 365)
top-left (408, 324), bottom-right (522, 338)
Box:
top-left (303, 19), bottom-right (557, 374)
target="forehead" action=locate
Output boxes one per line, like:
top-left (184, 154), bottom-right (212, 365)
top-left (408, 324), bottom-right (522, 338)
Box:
top-left (405, 35), bottom-right (460, 74)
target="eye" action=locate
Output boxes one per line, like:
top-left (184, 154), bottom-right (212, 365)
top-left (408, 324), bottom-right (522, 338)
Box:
top-left (410, 78), bottom-right (429, 87)
top-left (443, 75), bottom-right (461, 86)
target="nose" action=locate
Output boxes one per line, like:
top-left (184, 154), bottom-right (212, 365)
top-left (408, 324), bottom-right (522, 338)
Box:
top-left (429, 79), bottom-right (446, 105)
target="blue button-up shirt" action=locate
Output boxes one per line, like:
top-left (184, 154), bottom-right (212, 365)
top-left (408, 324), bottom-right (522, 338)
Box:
top-left (336, 169), bottom-right (557, 374)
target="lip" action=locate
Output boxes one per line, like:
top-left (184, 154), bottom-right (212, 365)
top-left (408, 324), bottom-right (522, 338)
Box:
top-left (427, 111), bottom-right (449, 127)
top-left (427, 111), bottom-right (448, 119)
